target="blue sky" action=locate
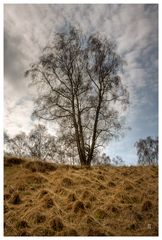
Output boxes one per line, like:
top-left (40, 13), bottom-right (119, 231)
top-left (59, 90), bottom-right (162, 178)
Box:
top-left (4, 4), bottom-right (158, 165)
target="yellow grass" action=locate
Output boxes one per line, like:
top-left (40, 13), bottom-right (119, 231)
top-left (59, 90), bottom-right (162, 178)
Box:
top-left (4, 156), bottom-right (158, 236)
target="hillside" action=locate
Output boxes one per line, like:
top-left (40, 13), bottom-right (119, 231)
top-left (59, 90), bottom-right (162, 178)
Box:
top-left (4, 156), bottom-right (158, 236)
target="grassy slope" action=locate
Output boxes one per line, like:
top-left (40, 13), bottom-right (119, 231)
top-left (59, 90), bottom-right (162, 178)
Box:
top-left (4, 156), bottom-right (158, 236)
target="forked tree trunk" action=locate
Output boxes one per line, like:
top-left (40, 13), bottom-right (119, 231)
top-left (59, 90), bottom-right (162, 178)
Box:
top-left (86, 92), bottom-right (102, 166)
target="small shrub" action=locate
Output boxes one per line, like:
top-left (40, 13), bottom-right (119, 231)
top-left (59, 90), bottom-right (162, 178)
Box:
top-left (73, 200), bottom-right (85, 213)
top-left (106, 204), bottom-right (119, 214)
top-left (134, 212), bottom-right (143, 221)
top-left (16, 220), bottom-right (29, 229)
top-left (9, 193), bottom-right (21, 204)
top-left (108, 181), bottom-right (116, 187)
top-left (130, 223), bottom-right (136, 230)
top-left (97, 175), bottom-right (105, 181)
top-left (85, 201), bottom-right (91, 209)
top-left (111, 206), bottom-right (119, 213)
top-left (142, 200), bottom-right (153, 211)
top-left (4, 157), bottom-right (25, 166)
top-left (67, 193), bottom-right (77, 202)
top-left (50, 217), bottom-right (64, 232)
top-left (43, 196), bottom-right (54, 208)
top-left (34, 213), bottom-right (46, 224)
top-left (25, 161), bottom-right (57, 173)
top-left (127, 223), bottom-right (139, 230)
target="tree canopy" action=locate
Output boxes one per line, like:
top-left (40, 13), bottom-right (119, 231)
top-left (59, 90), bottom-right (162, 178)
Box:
top-left (135, 136), bottom-right (158, 165)
top-left (25, 25), bottom-right (129, 166)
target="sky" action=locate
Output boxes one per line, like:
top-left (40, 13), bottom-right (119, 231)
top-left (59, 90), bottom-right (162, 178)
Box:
top-left (4, 4), bottom-right (158, 165)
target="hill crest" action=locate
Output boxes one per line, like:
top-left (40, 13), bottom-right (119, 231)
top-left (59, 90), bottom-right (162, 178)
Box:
top-left (4, 156), bottom-right (158, 236)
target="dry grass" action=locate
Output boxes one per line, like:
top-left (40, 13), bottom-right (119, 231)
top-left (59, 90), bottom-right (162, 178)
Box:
top-left (24, 160), bottom-right (57, 173)
top-left (4, 156), bottom-right (158, 236)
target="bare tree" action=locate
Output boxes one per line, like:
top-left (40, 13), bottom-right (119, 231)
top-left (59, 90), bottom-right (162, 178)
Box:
top-left (111, 155), bottom-right (124, 166)
top-left (135, 136), bottom-right (158, 165)
top-left (101, 153), bottom-right (111, 165)
top-left (25, 25), bottom-right (129, 166)
top-left (4, 124), bottom-right (56, 161)
top-left (28, 124), bottom-right (56, 161)
top-left (93, 152), bottom-right (111, 165)
top-left (4, 131), bottom-right (29, 157)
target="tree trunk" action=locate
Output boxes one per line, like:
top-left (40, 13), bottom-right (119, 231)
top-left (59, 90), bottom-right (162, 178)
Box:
top-left (76, 95), bottom-right (87, 164)
top-left (87, 92), bottom-right (102, 165)
top-left (71, 98), bottom-right (86, 166)
top-left (69, 72), bottom-right (87, 166)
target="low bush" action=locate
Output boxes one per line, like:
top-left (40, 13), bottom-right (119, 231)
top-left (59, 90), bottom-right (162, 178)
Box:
top-left (50, 217), bottom-right (64, 232)
top-left (73, 201), bottom-right (85, 213)
top-left (25, 161), bottom-right (57, 173)
top-left (142, 200), bottom-right (153, 211)
top-left (4, 157), bottom-right (25, 166)
top-left (9, 193), bottom-right (21, 204)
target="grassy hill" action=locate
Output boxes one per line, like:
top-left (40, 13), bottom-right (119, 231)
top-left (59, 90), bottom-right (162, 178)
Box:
top-left (4, 156), bottom-right (158, 236)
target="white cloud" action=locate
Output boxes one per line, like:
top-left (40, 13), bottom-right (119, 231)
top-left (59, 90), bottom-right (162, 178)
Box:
top-left (4, 82), bottom-right (34, 136)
